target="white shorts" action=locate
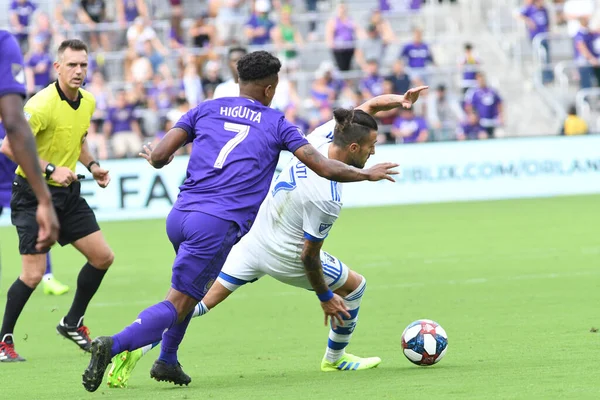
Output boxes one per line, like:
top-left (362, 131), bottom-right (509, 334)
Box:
top-left (218, 239), bottom-right (349, 292)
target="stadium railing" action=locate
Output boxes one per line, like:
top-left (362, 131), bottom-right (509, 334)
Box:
top-left (574, 87), bottom-right (600, 133)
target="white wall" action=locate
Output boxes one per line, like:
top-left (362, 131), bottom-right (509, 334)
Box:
top-left (1, 135), bottom-right (599, 225)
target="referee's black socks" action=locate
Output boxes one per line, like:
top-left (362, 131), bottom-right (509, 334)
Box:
top-left (64, 263), bottom-right (108, 326)
top-left (0, 278), bottom-right (34, 340)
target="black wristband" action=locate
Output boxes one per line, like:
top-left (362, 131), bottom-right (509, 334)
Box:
top-left (44, 163), bottom-right (56, 181)
top-left (87, 161), bottom-right (99, 172)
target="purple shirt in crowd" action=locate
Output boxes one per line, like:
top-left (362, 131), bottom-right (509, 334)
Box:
top-left (393, 115), bottom-right (427, 144)
top-left (0, 30), bottom-right (27, 98)
top-left (379, 0), bottom-right (390, 11)
top-left (245, 14), bottom-right (274, 45)
top-left (459, 55), bottom-right (480, 88)
top-left (359, 75), bottom-right (385, 97)
top-left (107, 105), bottom-right (137, 133)
top-left (333, 17), bottom-right (355, 49)
top-left (123, 0), bottom-right (139, 22)
top-left (409, 0), bottom-right (422, 10)
top-left (401, 43), bottom-right (433, 68)
top-left (173, 97), bottom-right (309, 235)
top-left (520, 5), bottom-right (549, 40)
top-left (465, 87), bottom-right (502, 126)
top-left (26, 51), bottom-right (52, 89)
top-left (10, 0), bottom-right (36, 39)
top-left (574, 28), bottom-right (600, 62)
top-left (380, 0), bottom-right (420, 11)
top-left (457, 121), bottom-right (484, 140)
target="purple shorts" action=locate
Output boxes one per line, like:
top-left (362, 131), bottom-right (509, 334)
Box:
top-left (166, 208), bottom-right (240, 301)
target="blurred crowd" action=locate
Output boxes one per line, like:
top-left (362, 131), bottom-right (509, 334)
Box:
top-left (515, 0), bottom-right (600, 134)
top-left (6, 0), bottom-right (510, 161)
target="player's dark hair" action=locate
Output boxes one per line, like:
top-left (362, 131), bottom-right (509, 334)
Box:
top-left (237, 51), bottom-right (281, 83)
top-left (57, 39), bottom-right (88, 56)
top-left (568, 104), bottom-right (577, 115)
top-left (332, 108), bottom-right (378, 147)
top-left (228, 46), bottom-right (248, 59)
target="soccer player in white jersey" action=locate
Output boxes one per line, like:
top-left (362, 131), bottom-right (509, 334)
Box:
top-left (106, 88), bottom-right (427, 387)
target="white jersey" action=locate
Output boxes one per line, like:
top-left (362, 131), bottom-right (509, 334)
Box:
top-left (308, 118), bottom-right (336, 144)
top-left (248, 135), bottom-right (342, 262)
top-left (218, 119), bottom-right (350, 291)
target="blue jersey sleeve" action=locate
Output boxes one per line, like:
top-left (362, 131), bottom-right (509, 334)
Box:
top-left (174, 104), bottom-right (201, 144)
top-left (0, 31), bottom-right (26, 98)
top-left (278, 117), bottom-right (309, 153)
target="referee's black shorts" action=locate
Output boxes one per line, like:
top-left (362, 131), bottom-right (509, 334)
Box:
top-left (10, 175), bottom-right (100, 255)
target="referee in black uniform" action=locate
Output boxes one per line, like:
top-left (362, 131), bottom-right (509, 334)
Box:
top-left (0, 39), bottom-right (115, 362)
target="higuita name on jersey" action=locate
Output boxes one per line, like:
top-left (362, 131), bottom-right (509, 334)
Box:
top-left (219, 106), bottom-right (262, 123)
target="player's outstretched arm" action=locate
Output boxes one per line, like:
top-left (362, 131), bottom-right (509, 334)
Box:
top-left (356, 86), bottom-right (429, 116)
top-left (301, 238), bottom-right (351, 329)
top-left (294, 143), bottom-right (399, 183)
top-left (139, 128), bottom-right (187, 168)
top-left (0, 93), bottom-right (59, 249)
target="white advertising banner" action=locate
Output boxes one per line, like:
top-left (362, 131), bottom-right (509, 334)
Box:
top-left (1, 135), bottom-right (599, 225)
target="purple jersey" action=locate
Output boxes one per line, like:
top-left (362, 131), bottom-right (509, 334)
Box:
top-left (26, 51), bottom-right (52, 89)
top-left (520, 5), bottom-right (549, 39)
top-left (359, 75), bottom-right (385, 97)
top-left (379, 0), bottom-right (390, 11)
top-left (574, 29), bottom-right (600, 62)
top-left (401, 43), bottom-right (433, 68)
top-left (10, 1), bottom-right (36, 36)
top-left (246, 14), bottom-right (274, 45)
top-left (173, 97), bottom-right (309, 235)
top-left (123, 0), bottom-right (139, 22)
top-left (333, 17), bottom-right (355, 49)
top-left (410, 0), bottom-right (422, 10)
top-left (459, 55), bottom-right (480, 88)
top-left (0, 30), bottom-right (27, 98)
top-left (0, 123), bottom-right (17, 207)
top-left (465, 87), bottom-right (502, 126)
top-left (393, 115), bottom-right (427, 143)
top-left (107, 106), bottom-right (137, 133)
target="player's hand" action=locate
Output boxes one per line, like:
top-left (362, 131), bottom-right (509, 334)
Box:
top-left (51, 166), bottom-right (78, 187)
top-left (91, 165), bottom-right (111, 188)
top-left (321, 293), bottom-right (351, 330)
top-left (365, 162), bottom-right (399, 183)
top-left (35, 200), bottom-right (59, 251)
top-left (139, 142), bottom-right (174, 167)
top-left (401, 86), bottom-right (429, 109)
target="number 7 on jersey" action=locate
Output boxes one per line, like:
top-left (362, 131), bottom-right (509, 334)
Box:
top-left (214, 122), bottom-right (250, 169)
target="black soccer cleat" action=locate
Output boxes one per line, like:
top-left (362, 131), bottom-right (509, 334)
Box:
top-left (82, 336), bottom-right (113, 392)
top-left (0, 334), bottom-right (26, 362)
top-left (150, 360), bottom-right (192, 386)
top-left (57, 317), bottom-right (92, 352)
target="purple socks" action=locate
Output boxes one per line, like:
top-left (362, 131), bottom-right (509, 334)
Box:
top-left (158, 310), bottom-right (193, 365)
top-left (111, 300), bottom-right (178, 357)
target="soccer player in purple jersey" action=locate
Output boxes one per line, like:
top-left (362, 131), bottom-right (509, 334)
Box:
top-left (82, 51), bottom-right (399, 391)
top-left (0, 32), bottom-right (58, 253)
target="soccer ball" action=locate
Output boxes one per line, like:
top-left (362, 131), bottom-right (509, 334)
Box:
top-left (401, 319), bottom-right (448, 366)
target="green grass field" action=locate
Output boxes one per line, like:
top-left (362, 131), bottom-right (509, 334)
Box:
top-left (1, 195), bottom-right (599, 399)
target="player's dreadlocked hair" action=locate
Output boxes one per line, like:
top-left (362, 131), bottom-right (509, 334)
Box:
top-left (237, 51), bottom-right (281, 83)
top-left (332, 108), bottom-right (378, 147)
